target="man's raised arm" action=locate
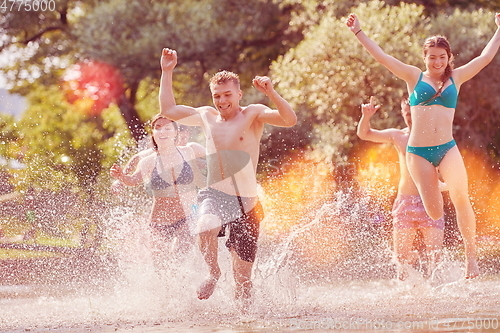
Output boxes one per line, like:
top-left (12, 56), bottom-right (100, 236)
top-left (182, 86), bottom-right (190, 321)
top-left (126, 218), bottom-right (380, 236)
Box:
top-left (159, 48), bottom-right (202, 126)
top-left (252, 76), bottom-right (297, 127)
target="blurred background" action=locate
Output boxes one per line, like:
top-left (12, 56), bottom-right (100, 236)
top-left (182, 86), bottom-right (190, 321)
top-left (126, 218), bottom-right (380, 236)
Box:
top-left (1, 0), bottom-right (500, 279)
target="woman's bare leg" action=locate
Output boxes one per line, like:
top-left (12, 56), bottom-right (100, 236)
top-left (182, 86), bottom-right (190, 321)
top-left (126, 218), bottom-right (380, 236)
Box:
top-left (438, 147), bottom-right (479, 278)
top-left (406, 153), bottom-right (443, 220)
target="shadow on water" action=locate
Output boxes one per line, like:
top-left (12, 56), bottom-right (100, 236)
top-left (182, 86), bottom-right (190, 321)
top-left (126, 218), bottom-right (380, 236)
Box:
top-left (0, 185), bottom-right (500, 332)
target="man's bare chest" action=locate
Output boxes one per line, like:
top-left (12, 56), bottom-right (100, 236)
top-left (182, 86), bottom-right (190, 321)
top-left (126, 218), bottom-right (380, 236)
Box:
top-left (206, 120), bottom-right (254, 146)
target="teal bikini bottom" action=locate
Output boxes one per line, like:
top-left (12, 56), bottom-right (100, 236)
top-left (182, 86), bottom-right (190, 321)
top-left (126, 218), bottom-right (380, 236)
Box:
top-left (406, 139), bottom-right (456, 167)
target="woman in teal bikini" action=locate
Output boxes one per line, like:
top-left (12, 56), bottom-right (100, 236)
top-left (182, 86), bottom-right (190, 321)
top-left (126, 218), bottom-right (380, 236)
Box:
top-left (346, 12), bottom-right (500, 278)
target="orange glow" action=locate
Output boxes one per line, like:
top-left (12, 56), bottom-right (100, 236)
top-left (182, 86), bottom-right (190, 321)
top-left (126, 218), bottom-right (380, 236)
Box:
top-left (260, 156), bottom-right (351, 267)
top-left (354, 143), bottom-right (399, 208)
top-left (485, 181), bottom-right (500, 233)
top-left (260, 156), bottom-right (334, 234)
top-left (258, 146), bottom-right (500, 267)
top-left (461, 149), bottom-right (500, 235)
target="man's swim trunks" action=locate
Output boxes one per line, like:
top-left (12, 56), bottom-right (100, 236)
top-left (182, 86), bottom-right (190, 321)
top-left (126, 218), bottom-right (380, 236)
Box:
top-left (392, 194), bottom-right (445, 230)
top-left (198, 188), bottom-right (264, 262)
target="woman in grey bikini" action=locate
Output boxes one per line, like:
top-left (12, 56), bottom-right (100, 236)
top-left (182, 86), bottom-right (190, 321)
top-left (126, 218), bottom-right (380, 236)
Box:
top-left (110, 113), bottom-right (206, 254)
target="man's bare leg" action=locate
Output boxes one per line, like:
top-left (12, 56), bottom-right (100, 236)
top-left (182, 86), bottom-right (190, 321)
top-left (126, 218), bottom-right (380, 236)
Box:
top-left (421, 227), bottom-right (444, 278)
top-left (197, 226), bottom-right (221, 300)
top-left (230, 249), bottom-right (253, 312)
top-left (393, 228), bottom-right (418, 280)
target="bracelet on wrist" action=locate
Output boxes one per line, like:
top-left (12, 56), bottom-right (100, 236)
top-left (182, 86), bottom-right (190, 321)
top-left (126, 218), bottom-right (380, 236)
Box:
top-left (355, 29), bottom-right (362, 36)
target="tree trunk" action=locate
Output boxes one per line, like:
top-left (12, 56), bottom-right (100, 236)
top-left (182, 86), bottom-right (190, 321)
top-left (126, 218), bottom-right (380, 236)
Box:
top-left (116, 93), bottom-right (147, 143)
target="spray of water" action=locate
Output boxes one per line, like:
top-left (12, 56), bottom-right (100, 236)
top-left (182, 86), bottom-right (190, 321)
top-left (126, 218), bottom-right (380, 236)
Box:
top-left (0, 158), bottom-right (499, 332)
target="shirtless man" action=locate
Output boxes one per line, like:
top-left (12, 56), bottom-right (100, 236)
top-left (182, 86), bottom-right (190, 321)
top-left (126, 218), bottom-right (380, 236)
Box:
top-left (159, 48), bottom-right (297, 305)
top-left (358, 96), bottom-right (445, 279)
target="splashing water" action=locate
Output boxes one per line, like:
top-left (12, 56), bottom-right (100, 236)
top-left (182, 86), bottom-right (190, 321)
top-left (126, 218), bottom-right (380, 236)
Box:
top-left (0, 183), bottom-right (500, 333)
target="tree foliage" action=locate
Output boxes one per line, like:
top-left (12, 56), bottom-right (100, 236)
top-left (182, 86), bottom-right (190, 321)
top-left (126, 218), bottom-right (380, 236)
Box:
top-left (271, 0), bottom-right (500, 164)
top-left (0, 113), bottom-right (20, 159)
top-left (271, 1), bottom-right (430, 162)
top-left (0, 0), bottom-right (98, 87)
top-left (2, 0), bottom-right (500, 187)
top-left (400, 0), bottom-right (500, 12)
top-left (11, 84), bottom-right (128, 194)
top-left (1, 0), bottom-right (298, 143)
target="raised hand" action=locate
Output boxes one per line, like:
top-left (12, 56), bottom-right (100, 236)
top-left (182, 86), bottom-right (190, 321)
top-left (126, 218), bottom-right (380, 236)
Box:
top-left (161, 48), bottom-right (178, 71)
top-left (252, 76), bottom-right (274, 95)
top-left (361, 96), bottom-right (380, 117)
top-left (345, 13), bottom-right (361, 33)
top-left (109, 164), bottom-right (124, 180)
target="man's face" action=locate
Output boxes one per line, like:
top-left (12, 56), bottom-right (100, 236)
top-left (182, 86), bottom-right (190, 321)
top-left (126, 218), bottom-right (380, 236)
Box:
top-left (211, 81), bottom-right (242, 117)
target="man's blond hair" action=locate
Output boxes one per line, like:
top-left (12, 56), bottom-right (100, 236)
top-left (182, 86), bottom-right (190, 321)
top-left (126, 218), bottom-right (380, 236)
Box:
top-left (209, 70), bottom-right (240, 90)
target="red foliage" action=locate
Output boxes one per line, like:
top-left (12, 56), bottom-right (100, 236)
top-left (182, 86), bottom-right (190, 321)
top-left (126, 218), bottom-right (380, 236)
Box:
top-left (64, 60), bottom-right (124, 116)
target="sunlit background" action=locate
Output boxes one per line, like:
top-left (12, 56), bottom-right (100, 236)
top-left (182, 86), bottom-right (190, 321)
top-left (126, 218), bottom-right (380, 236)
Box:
top-left (1, 0), bottom-right (500, 331)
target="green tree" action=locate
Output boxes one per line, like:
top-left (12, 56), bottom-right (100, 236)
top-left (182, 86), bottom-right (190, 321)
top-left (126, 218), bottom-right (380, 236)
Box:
top-left (0, 113), bottom-right (20, 160)
top-left (12, 84), bottom-right (127, 192)
top-left (0, 0), bottom-right (98, 90)
top-left (1, 0), bottom-right (298, 143)
top-left (271, 1), bottom-right (430, 163)
top-left (7, 84), bottom-right (131, 246)
top-left (399, 0), bottom-right (500, 12)
top-left (0, 0), bottom-right (148, 141)
top-left (0, 113), bottom-right (21, 193)
top-left (271, 0), bottom-right (500, 163)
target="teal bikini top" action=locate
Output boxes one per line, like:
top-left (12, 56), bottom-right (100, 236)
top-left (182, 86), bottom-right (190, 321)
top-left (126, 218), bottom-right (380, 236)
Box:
top-left (409, 72), bottom-right (458, 108)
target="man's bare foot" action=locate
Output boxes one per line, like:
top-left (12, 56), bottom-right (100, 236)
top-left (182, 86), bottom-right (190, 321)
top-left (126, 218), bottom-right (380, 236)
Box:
top-left (236, 297), bottom-right (251, 314)
top-left (397, 269), bottom-right (408, 281)
top-left (466, 259), bottom-right (479, 279)
top-left (197, 275), bottom-right (219, 300)
top-left (234, 280), bottom-right (252, 312)
top-left (396, 263), bottom-right (410, 281)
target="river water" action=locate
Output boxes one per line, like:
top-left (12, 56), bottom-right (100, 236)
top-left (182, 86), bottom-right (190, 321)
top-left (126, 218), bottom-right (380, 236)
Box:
top-left (0, 189), bottom-right (499, 333)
